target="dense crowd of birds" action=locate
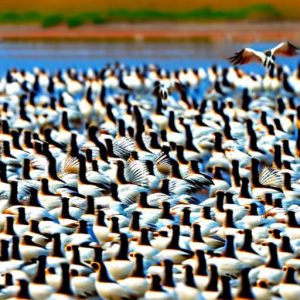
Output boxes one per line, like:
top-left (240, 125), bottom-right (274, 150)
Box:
top-left (0, 58), bottom-right (300, 300)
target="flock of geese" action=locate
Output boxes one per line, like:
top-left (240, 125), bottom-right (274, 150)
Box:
top-left (0, 42), bottom-right (300, 299)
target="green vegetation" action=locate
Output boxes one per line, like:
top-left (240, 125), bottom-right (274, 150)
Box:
top-left (0, 4), bottom-right (282, 27)
top-left (42, 15), bottom-right (64, 28)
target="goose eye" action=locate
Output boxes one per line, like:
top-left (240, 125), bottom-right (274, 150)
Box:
top-left (65, 245), bottom-right (72, 251)
top-left (91, 262), bottom-right (99, 270)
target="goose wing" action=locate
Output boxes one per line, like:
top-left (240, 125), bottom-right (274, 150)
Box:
top-left (271, 41), bottom-right (299, 57)
top-left (228, 48), bottom-right (265, 65)
top-left (259, 166), bottom-right (282, 189)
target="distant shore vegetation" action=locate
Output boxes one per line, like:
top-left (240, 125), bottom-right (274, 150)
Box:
top-left (0, 4), bottom-right (284, 28)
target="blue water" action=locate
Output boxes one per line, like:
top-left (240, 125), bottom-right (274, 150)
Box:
top-left (0, 41), bottom-right (299, 74)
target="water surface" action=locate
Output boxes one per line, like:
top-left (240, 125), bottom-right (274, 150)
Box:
top-left (0, 41), bottom-right (299, 74)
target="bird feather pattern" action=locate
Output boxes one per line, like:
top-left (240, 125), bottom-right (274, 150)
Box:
top-left (154, 152), bottom-right (172, 176)
top-left (61, 156), bottom-right (79, 174)
top-left (125, 160), bottom-right (149, 187)
top-left (113, 137), bottom-right (135, 159)
top-left (259, 166), bottom-right (282, 189)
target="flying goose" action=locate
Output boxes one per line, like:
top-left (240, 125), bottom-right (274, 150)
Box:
top-left (229, 42), bottom-right (299, 68)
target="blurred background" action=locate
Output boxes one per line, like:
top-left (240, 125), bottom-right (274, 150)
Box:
top-left (0, 0), bottom-right (299, 73)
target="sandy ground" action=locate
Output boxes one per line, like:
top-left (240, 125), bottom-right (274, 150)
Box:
top-left (0, 22), bottom-right (299, 42)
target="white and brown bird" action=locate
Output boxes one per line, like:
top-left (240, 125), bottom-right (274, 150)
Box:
top-left (228, 42), bottom-right (299, 68)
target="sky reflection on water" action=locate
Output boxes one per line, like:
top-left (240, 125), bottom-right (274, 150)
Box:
top-left (0, 41), bottom-right (299, 74)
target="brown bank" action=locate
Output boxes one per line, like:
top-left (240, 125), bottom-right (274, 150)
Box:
top-left (0, 22), bottom-right (300, 43)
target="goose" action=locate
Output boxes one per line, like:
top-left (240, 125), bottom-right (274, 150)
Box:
top-left (92, 209), bottom-right (110, 244)
top-left (0, 236), bottom-right (25, 278)
top-left (46, 263), bottom-right (76, 300)
top-left (1, 141), bottom-right (22, 168)
top-left (105, 233), bottom-right (134, 280)
top-left (180, 124), bottom-right (202, 161)
top-left (148, 259), bottom-right (175, 299)
top-left (11, 130), bottom-right (31, 160)
top-left (282, 172), bottom-right (300, 203)
top-left (118, 253), bottom-right (148, 298)
top-left (12, 96), bottom-right (35, 131)
top-left (46, 233), bottom-right (69, 267)
top-left (94, 261), bottom-right (138, 300)
top-left (67, 245), bottom-right (94, 276)
top-left (153, 77), bottom-right (184, 100)
top-left (283, 210), bottom-right (300, 240)
top-left (183, 249), bottom-right (210, 290)
top-left (249, 242), bottom-right (283, 285)
top-left (194, 206), bottom-right (220, 237)
top-left (251, 280), bottom-right (272, 300)
top-left (165, 111), bottom-right (185, 145)
top-left (202, 264), bottom-right (220, 300)
top-left (0, 238), bottom-right (24, 274)
top-left (0, 120), bottom-right (12, 143)
top-left (217, 275), bottom-right (233, 300)
top-left (278, 267), bottom-right (300, 299)
top-left (29, 255), bottom-right (54, 299)
top-left (79, 86), bottom-right (95, 123)
top-left (38, 178), bottom-right (62, 210)
top-left (190, 223), bottom-right (213, 252)
top-left (12, 207), bottom-right (29, 236)
top-left (19, 235), bottom-right (49, 262)
top-left (236, 229), bottom-right (265, 267)
top-left (242, 202), bottom-right (265, 229)
top-left (40, 147), bottom-right (66, 193)
top-left (246, 120), bottom-right (273, 164)
top-left (131, 228), bottom-right (158, 261)
top-left (0, 273), bottom-right (19, 299)
top-left (176, 264), bottom-right (204, 300)
top-left (106, 160), bottom-right (148, 204)
top-left (156, 224), bottom-right (193, 264)
top-left (209, 166), bottom-right (230, 196)
top-left (56, 197), bottom-right (80, 232)
top-left (126, 192), bottom-right (161, 225)
top-left (70, 269), bottom-right (97, 299)
top-left (208, 235), bottom-right (244, 277)
top-left (228, 42), bottom-right (299, 69)
top-left (0, 216), bottom-right (17, 242)
top-left (214, 192), bottom-right (246, 224)
top-left (144, 274), bottom-right (175, 300)
top-left (68, 219), bottom-right (94, 246)
top-left (151, 230), bottom-right (172, 252)
top-left (25, 219), bottom-right (50, 247)
top-left (216, 209), bottom-right (244, 242)
top-left (278, 235), bottom-right (295, 264)
top-left (183, 160), bottom-right (214, 193)
top-left (76, 154), bottom-right (108, 197)
top-left (17, 158), bottom-right (40, 196)
top-left (79, 195), bottom-right (97, 225)
top-left (9, 279), bottom-right (31, 300)
top-left (234, 268), bottom-right (255, 300)
top-left (153, 201), bottom-right (175, 230)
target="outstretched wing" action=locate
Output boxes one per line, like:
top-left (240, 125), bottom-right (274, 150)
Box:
top-left (272, 41), bottom-right (299, 57)
top-left (228, 48), bottom-right (265, 65)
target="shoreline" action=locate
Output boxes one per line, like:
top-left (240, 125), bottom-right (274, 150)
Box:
top-left (0, 22), bottom-right (300, 42)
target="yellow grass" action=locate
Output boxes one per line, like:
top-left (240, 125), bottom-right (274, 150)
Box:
top-left (0, 0), bottom-right (297, 18)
